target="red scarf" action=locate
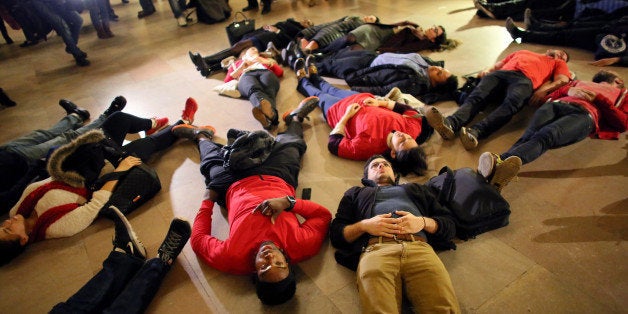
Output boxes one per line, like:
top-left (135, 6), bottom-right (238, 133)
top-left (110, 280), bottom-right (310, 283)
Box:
top-left (16, 181), bottom-right (90, 242)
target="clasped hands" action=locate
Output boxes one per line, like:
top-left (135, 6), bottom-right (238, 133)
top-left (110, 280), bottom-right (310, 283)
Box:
top-left (362, 211), bottom-right (426, 238)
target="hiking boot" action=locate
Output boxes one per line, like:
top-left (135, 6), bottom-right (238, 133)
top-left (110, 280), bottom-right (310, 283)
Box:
top-left (110, 205), bottom-right (146, 260)
top-left (146, 117), bottom-right (169, 136)
top-left (478, 152), bottom-right (521, 192)
top-left (425, 107), bottom-right (454, 140)
top-left (459, 127), bottom-right (479, 150)
top-left (305, 54), bottom-right (317, 77)
top-left (103, 96), bottom-right (127, 116)
top-left (59, 99), bottom-right (90, 120)
top-left (181, 97), bottom-right (198, 124)
top-left (189, 51), bottom-right (211, 77)
top-left (252, 99), bottom-right (277, 130)
top-left (158, 218), bottom-right (191, 265)
top-left (227, 128), bottom-right (250, 145)
top-left (293, 58), bottom-right (307, 80)
top-left (282, 96), bottom-right (319, 123)
top-left (384, 87), bottom-right (402, 101)
top-left (172, 124), bottom-right (215, 141)
top-left (266, 42), bottom-right (282, 64)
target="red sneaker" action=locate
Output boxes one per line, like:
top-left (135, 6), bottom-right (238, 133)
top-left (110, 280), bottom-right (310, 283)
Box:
top-left (182, 97), bottom-right (198, 124)
top-left (146, 117), bottom-right (169, 135)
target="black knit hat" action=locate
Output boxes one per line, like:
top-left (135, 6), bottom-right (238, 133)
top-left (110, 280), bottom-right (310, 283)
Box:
top-left (255, 268), bottom-right (296, 305)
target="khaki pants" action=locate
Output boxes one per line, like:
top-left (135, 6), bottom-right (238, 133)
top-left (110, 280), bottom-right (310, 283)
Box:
top-left (357, 241), bottom-right (460, 314)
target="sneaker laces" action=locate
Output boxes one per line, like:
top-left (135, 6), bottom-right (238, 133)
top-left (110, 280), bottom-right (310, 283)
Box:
top-left (159, 232), bottom-right (183, 264)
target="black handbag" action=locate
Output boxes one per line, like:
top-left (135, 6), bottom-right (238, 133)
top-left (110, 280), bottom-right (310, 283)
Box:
top-left (98, 164), bottom-right (162, 219)
top-left (427, 166), bottom-right (511, 240)
top-left (225, 11), bottom-right (255, 45)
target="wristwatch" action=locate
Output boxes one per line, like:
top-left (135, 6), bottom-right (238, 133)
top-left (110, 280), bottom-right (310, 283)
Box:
top-left (285, 195), bottom-right (296, 211)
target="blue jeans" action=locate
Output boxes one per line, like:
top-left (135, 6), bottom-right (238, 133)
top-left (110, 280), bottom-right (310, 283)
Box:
top-left (298, 76), bottom-right (357, 120)
top-left (30, 0), bottom-right (83, 56)
top-left (237, 69), bottom-right (280, 110)
top-left (447, 70), bottom-right (533, 139)
top-left (50, 251), bottom-right (170, 314)
top-left (501, 101), bottom-right (594, 164)
top-left (1, 114), bottom-right (105, 162)
top-left (139, 0), bottom-right (155, 12)
top-left (167, 0), bottom-right (186, 17)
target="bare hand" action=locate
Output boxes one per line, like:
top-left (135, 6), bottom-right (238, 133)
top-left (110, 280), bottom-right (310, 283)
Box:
top-left (395, 211), bottom-right (425, 234)
top-left (115, 156), bottom-right (142, 172)
top-left (590, 57), bottom-right (620, 67)
top-left (477, 70), bottom-right (490, 78)
top-left (362, 98), bottom-right (378, 107)
top-left (361, 213), bottom-right (400, 237)
top-left (567, 87), bottom-right (596, 102)
top-left (263, 25), bottom-right (279, 33)
top-left (344, 103), bottom-right (361, 118)
top-left (530, 89), bottom-right (549, 106)
top-left (252, 197), bottom-right (290, 218)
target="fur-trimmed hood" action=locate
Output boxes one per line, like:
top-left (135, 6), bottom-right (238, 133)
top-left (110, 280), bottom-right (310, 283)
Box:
top-left (47, 130), bottom-right (107, 188)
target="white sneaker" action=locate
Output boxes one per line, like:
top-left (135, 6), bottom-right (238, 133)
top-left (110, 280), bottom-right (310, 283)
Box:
top-left (177, 15), bottom-right (187, 27)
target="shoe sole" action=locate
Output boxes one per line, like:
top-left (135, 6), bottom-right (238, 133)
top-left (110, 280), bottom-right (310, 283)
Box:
top-left (491, 156), bottom-right (522, 192)
top-left (110, 205), bottom-right (147, 259)
top-left (460, 127), bottom-right (478, 150)
top-left (252, 107), bottom-right (271, 129)
top-left (477, 152), bottom-right (496, 180)
top-left (385, 87), bottom-right (401, 101)
top-left (425, 107), bottom-right (454, 140)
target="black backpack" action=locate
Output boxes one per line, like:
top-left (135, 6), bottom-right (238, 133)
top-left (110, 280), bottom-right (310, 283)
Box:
top-left (221, 130), bottom-right (275, 171)
top-left (97, 164), bottom-right (162, 219)
top-left (426, 166), bottom-right (511, 240)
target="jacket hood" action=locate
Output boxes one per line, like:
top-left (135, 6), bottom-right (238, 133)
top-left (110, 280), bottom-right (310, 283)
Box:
top-left (47, 130), bottom-right (106, 188)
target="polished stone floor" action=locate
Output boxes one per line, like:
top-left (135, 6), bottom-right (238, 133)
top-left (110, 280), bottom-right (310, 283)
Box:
top-left (0, 0), bottom-right (626, 313)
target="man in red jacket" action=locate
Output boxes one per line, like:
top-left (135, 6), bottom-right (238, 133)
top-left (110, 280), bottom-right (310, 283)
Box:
top-left (477, 70), bottom-right (626, 183)
top-left (430, 49), bottom-right (572, 150)
top-left (177, 106), bottom-right (331, 305)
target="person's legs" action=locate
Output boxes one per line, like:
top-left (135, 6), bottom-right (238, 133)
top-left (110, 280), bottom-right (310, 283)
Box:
top-left (356, 243), bottom-right (403, 313)
top-left (167, 0), bottom-right (186, 17)
top-left (122, 121), bottom-right (183, 161)
top-left (402, 242), bottom-right (460, 313)
top-left (30, 0), bottom-right (83, 56)
top-left (258, 70), bottom-right (280, 108)
top-left (471, 71), bottom-right (533, 139)
top-left (103, 258), bottom-right (170, 314)
top-left (519, 28), bottom-right (598, 51)
top-left (502, 102), bottom-right (594, 164)
top-left (102, 112), bottom-right (153, 145)
top-left (298, 78), bottom-right (342, 119)
top-left (238, 71), bottom-right (267, 108)
top-left (50, 251), bottom-right (144, 313)
top-left (138, 0), bottom-right (156, 13)
top-left (198, 139), bottom-right (235, 201)
top-left (447, 71), bottom-right (503, 132)
top-left (2, 114), bottom-right (82, 148)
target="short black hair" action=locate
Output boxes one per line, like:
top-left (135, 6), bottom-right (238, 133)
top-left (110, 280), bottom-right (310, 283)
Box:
top-left (363, 154), bottom-right (389, 180)
top-left (431, 74), bottom-right (459, 95)
top-left (0, 238), bottom-right (25, 266)
top-left (391, 146), bottom-right (428, 176)
top-left (592, 70), bottom-right (620, 84)
top-left (255, 266), bottom-right (297, 305)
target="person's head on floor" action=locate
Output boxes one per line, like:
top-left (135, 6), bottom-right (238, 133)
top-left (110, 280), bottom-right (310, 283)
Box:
top-left (428, 66), bottom-right (459, 95)
top-left (425, 25), bottom-right (446, 44)
top-left (242, 47), bottom-right (260, 62)
top-left (362, 15), bottom-right (379, 24)
top-left (545, 49), bottom-right (569, 62)
top-left (297, 18), bottom-right (314, 28)
top-left (362, 154), bottom-right (399, 186)
top-left (592, 70), bottom-right (625, 89)
top-left (385, 131), bottom-right (428, 177)
top-left (253, 241), bottom-right (296, 305)
top-left (0, 215), bottom-right (29, 266)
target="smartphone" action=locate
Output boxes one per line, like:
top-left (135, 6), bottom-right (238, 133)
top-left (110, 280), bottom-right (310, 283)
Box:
top-left (301, 188), bottom-right (312, 200)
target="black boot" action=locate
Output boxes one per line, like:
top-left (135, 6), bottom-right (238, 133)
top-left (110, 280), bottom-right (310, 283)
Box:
top-left (203, 47), bottom-right (236, 65)
top-left (261, 0), bottom-right (270, 14)
top-left (0, 88), bottom-right (16, 107)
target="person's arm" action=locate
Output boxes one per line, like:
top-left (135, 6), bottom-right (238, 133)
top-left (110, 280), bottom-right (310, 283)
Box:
top-left (225, 59), bottom-right (248, 81)
top-left (592, 90), bottom-right (628, 132)
top-left (190, 197), bottom-right (227, 267)
top-left (530, 74), bottom-right (570, 106)
top-left (477, 59), bottom-right (506, 78)
top-left (330, 103), bottom-right (361, 136)
top-left (590, 57), bottom-right (621, 67)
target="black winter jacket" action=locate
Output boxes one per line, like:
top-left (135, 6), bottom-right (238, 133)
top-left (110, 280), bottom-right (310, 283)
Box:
top-left (330, 181), bottom-right (456, 271)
